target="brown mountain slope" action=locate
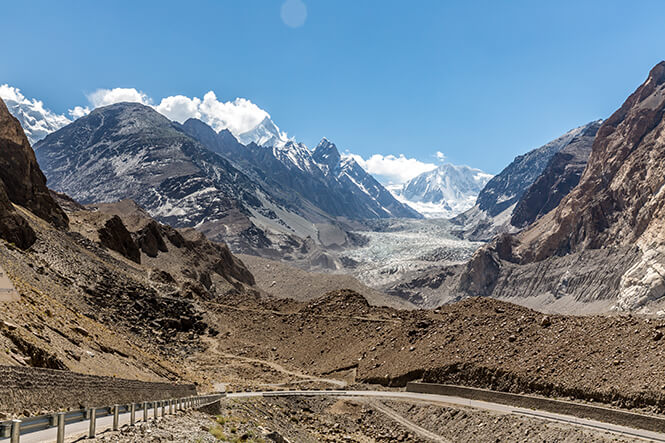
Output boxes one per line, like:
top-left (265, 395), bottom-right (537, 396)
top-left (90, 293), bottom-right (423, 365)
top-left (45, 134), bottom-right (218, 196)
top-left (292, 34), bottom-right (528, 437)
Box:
top-left (194, 289), bottom-right (665, 412)
top-left (515, 61), bottom-right (665, 261)
top-left (0, 99), bottom-right (67, 230)
top-left (0, 96), bottom-right (260, 388)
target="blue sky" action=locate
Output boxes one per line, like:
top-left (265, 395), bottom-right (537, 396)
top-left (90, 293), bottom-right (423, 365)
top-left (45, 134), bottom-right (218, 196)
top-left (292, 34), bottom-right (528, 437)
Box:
top-left (1, 0), bottom-right (664, 177)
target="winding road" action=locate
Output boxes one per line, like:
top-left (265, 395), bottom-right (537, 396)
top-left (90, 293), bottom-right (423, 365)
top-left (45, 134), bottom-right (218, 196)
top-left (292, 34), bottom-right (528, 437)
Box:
top-left (4, 389), bottom-right (665, 442)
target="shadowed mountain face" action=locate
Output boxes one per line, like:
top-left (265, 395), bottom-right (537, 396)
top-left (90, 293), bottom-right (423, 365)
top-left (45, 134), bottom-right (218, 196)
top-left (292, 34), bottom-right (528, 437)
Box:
top-left (515, 62), bottom-right (665, 261)
top-left (181, 119), bottom-right (422, 220)
top-left (0, 98), bottom-right (68, 249)
top-left (0, 98), bottom-right (68, 229)
top-left (510, 120), bottom-right (601, 228)
top-left (452, 121), bottom-right (600, 241)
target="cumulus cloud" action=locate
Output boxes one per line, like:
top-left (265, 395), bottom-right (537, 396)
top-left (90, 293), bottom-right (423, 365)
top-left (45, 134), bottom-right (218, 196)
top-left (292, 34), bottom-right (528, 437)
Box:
top-left (197, 92), bottom-right (270, 135)
top-left (344, 152), bottom-right (437, 184)
top-left (435, 151), bottom-right (446, 162)
top-left (1, 83), bottom-right (280, 145)
top-left (68, 105), bottom-right (90, 119)
top-left (154, 95), bottom-right (202, 123)
top-left (82, 88), bottom-right (271, 136)
top-left (87, 87), bottom-right (152, 108)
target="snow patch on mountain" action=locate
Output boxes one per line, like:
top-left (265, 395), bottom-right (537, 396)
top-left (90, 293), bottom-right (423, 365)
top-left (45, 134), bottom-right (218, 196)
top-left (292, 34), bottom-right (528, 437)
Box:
top-left (391, 163), bottom-right (493, 218)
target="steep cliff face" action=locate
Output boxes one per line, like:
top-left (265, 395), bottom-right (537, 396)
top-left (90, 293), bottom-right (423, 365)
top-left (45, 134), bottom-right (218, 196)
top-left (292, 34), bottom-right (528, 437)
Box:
top-left (516, 62), bottom-right (665, 261)
top-left (456, 62), bottom-right (665, 311)
top-left (511, 120), bottom-right (601, 228)
top-left (0, 98), bottom-right (67, 229)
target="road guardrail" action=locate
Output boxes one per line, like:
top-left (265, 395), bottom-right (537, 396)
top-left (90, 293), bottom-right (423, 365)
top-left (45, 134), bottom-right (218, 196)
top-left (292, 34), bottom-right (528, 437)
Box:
top-left (0, 393), bottom-right (224, 443)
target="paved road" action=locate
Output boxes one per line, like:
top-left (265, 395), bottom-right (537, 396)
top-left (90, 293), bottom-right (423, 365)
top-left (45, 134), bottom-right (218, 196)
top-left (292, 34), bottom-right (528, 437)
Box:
top-left (231, 390), bottom-right (665, 442)
top-left (4, 390), bottom-right (665, 442)
top-left (0, 405), bottom-right (165, 443)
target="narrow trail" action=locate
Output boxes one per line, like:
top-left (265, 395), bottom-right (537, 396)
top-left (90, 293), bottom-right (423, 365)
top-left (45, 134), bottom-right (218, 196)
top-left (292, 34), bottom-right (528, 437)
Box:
top-left (367, 399), bottom-right (452, 443)
top-left (200, 337), bottom-right (347, 388)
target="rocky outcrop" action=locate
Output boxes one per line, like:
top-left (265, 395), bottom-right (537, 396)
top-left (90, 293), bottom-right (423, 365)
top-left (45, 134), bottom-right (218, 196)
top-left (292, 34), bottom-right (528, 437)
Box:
top-left (77, 199), bottom-right (256, 288)
top-left (0, 183), bottom-right (36, 249)
top-left (0, 98), bottom-right (67, 229)
top-left (97, 215), bottom-right (141, 263)
top-left (511, 120), bottom-right (601, 228)
top-left (136, 221), bottom-right (169, 258)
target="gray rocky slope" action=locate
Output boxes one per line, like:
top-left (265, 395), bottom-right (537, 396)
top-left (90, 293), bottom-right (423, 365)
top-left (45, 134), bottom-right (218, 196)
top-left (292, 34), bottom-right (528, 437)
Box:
top-left (452, 120), bottom-right (600, 240)
top-left (181, 119), bottom-right (421, 220)
top-left (34, 104), bottom-right (419, 260)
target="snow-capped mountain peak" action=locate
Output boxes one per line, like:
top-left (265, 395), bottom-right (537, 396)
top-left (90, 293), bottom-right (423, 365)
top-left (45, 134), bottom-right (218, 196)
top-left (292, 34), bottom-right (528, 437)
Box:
top-left (0, 84), bottom-right (71, 145)
top-left (392, 163), bottom-right (493, 218)
top-left (237, 116), bottom-right (290, 147)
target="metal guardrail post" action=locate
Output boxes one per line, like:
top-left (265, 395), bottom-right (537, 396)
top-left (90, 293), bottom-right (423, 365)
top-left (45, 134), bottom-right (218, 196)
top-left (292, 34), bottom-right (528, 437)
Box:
top-left (113, 404), bottom-right (119, 431)
top-left (88, 408), bottom-right (96, 438)
top-left (56, 412), bottom-right (65, 443)
top-left (10, 420), bottom-right (20, 443)
top-left (143, 402), bottom-right (148, 422)
top-left (130, 403), bottom-right (136, 426)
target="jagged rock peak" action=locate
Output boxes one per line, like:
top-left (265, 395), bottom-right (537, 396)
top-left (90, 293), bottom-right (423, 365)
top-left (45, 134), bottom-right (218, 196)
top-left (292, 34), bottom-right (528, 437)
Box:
top-left (312, 137), bottom-right (341, 169)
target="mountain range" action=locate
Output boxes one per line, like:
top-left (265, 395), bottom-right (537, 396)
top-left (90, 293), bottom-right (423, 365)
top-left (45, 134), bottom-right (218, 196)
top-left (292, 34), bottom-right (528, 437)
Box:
top-left (422, 61), bottom-right (665, 313)
top-left (32, 102), bottom-right (420, 261)
top-left (0, 85), bottom-right (71, 145)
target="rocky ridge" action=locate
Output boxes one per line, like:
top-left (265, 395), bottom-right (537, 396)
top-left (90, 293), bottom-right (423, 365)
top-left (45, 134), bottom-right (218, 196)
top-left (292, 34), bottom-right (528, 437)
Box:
top-left (182, 120), bottom-right (420, 221)
top-left (452, 120), bottom-right (599, 240)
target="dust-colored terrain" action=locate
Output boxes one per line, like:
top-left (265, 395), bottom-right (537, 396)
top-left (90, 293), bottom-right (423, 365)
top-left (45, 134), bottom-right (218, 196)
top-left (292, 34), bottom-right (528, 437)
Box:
top-left (89, 397), bottom-right (635, 443)
top-left (237, 253), bottom-right (415, 309)
top-left (193, 290), bottom-right (665, 413)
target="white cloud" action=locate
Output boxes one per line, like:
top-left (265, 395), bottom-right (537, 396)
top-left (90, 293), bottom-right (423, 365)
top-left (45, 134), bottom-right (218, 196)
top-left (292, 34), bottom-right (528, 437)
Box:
top-left (343, 152), bottom-right (437, 184)
top-left (435, 151), bottom-right (446, 162)
top-left (87, 87), bottom-right (152, 108)
top-left (154, 95), bottom-right (202, 123)
top-left (197, 92), bottom-right (270, 135)
top-left (0, 79), bottom-right (290, 150)
top-left (1, 83), bottom-right (278, 145)
top-left (68, 105), bottom-right (90, 119)
top-left (71, 88), bottom-right (272, 137)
